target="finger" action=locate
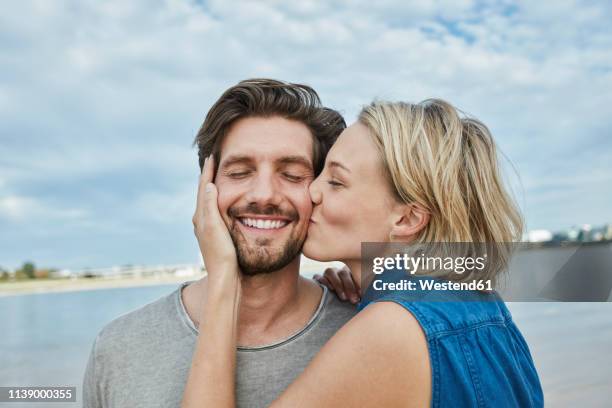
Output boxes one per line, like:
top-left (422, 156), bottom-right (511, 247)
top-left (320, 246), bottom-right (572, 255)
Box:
top-left (338, 269), bottom-right (360, 303)
top-left (324, 267), bottom-right (347, 300)
top-left (343, 264), bottom-right (362, 302)
top-left (195, 155), bottom-right (211, 222)
top-left (314, 275), bottom-right (335, 292)
top-left (341, 264), bottom-right (360, 291)
top-left (196, 155), bottom-right (219, 222)
top-left (203, 181), bottom-right (224, 227)
top-left (202, 153), bottom-right (215, 181)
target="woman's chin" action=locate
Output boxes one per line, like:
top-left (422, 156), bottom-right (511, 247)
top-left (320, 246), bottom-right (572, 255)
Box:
top-left (302, 238), bottom-right (332, 262)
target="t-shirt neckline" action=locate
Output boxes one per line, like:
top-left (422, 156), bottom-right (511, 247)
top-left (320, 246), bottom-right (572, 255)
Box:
top-left (175, 279), bottom-right (329, 351)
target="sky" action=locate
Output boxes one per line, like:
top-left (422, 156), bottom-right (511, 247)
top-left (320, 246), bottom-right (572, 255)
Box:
top-left (1, 0), bottom-right (611, 270)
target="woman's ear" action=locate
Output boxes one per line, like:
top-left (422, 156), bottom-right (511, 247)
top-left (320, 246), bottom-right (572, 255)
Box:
top-left (389, 203), bottom-right (430, 241)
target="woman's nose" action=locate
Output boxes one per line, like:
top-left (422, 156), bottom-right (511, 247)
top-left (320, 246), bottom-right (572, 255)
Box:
top-left (309, 175), bottom-right (322, 205)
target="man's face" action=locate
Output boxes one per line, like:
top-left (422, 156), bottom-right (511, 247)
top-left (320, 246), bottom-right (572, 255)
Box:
top-left (215, 116), bottom-right (315, 275)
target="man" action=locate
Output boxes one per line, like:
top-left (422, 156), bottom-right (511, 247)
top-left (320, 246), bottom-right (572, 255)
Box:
top-left (82, 79), bottom-right (356, 407)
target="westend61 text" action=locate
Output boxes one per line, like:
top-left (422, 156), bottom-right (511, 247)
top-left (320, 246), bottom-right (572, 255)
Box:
top-left (373, 279), bottom-right (493, 292)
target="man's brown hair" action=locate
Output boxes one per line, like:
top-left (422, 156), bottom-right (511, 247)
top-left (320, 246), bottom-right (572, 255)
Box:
top-left (193, 78), bottom-right (346, 175)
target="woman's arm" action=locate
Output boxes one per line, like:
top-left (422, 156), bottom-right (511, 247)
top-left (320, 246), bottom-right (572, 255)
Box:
top-left (182, 155), bottom-right (241, 408)
top-left (182, 273), bottom-right (240, 407)
top-left (271, 301), bottom-right (432, 408)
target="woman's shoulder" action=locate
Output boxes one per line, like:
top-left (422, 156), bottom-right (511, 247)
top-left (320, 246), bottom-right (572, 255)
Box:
top-left (351, 300), bottom-right (428, 345)
top-left (323, 300), bottom-right (429, 367)
top-left (271, 301), bottom-right (431, 407)
top-left (351, 302), bottom-right (431, 387)
top-left (360, 287), bottom-right (513, 338)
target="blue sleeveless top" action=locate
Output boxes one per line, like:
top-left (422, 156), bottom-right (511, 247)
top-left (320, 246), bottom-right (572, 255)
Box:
top-left (358, 274), bottom-right (544, 407)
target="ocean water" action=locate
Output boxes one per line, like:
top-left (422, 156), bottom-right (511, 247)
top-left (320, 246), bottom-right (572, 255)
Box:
top-left (1, 283), bottom-right (611, 407)
top-left (507, 302), bottom-right (612, 406)
top-left (0, 284), bottom-right (181, 407)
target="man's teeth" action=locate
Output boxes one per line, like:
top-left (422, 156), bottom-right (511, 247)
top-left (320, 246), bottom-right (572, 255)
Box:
top-left (240, 218), bottom-right (289, 229)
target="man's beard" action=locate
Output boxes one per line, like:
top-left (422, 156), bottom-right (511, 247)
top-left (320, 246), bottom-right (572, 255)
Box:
top-left (227, 203), bottom-right (304, 276)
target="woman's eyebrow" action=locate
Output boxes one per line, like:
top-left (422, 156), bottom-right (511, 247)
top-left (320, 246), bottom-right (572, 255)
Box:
top-left (329, 160), bottom-right (351, 173)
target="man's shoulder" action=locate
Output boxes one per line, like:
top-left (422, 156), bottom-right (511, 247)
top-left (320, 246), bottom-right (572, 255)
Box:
top-left (84, 283), bottom-right (195, 407)
top-left (94, 284), bottom-right (187, 356)
top-left (323, 286), bottom-right (358, 312)
top-left (317, 284), bottom-right (358, 326)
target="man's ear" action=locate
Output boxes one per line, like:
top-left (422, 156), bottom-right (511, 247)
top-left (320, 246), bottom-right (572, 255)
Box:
top-left (389, 204), bottom-right (430, 241)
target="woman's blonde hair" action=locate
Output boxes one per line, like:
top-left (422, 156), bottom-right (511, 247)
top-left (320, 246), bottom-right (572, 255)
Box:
top-left (359, 99), bottom-right (522, 283)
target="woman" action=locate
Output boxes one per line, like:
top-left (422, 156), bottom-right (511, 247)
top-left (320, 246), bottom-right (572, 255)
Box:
top-left (183, 99), bottom-right (543, 407)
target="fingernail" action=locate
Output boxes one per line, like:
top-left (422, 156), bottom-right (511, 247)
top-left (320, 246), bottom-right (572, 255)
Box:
top-left (205, 183), bottom-right (213, 193)
top-left (351, 296), bottom-right (359, 304)
top-left (340, 292), bottom-right (346, 300)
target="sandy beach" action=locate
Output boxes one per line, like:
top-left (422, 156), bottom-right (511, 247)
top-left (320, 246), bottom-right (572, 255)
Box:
top-left (0, 274), bottom-right (204, 297)
top-left (0, 259), bottom-right (340, 297)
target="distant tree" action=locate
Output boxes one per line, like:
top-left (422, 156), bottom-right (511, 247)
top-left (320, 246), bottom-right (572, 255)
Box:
top-left (35, 268), bottom-right (50, 279)
top-left (21, 262), bottom-right (36, 279)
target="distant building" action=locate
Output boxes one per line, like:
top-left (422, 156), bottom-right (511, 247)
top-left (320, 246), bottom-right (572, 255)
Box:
top-left (527, 230), bottom-right (553, 242)
top-left (524, 223), bottom-right (612, 244)
top-left (173, 266), bottom-right (199, 277)
top-left (50, 269), bottom-right (74, 278)
top-left (577, 224), bottom-right (592, 242)
top-left (605, 224), bottom-right (612, 240)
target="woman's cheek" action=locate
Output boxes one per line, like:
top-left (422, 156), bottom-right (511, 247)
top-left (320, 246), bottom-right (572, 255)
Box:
top-left (328, 201), bottom-right (355, 240)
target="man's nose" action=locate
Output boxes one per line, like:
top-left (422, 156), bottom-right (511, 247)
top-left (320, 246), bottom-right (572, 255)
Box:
top-left (244, 171), bottom-right (282, 206)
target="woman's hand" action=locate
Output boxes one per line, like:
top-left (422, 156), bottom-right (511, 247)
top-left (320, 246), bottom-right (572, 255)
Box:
top-left (182, 155), bottom-right (241, 408)
top-left (192, 155), bottom-right (240, 287)
top-left (313, 265), bottom-right (361, 304)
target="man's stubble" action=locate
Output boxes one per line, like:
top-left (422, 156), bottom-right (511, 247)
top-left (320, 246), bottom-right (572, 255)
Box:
top-left (227, 204), bottom-right (304, 276)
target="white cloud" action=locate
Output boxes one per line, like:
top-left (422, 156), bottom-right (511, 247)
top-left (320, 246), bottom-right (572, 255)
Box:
top-left (1, 0), bottom-right (611, 268)
top-left (129, 181), bottom-right (197, 226)
top-left (0, 194), bottom-right (88, 222)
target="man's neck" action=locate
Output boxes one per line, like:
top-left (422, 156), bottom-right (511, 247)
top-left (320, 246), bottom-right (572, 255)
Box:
top-left (182, 255), bottom-right (323, 347)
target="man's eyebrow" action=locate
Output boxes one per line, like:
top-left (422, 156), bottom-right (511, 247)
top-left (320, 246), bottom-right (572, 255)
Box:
top-left (329, 160), bottom-right (351, 173)
top-left (219, 155), bottom-right (254, 168)
top-left (277, 155), bottom-right (313, 170)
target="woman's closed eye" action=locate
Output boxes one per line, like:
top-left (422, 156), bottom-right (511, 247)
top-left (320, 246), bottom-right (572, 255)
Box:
top-left (327, 179), bottom-right (344, 188)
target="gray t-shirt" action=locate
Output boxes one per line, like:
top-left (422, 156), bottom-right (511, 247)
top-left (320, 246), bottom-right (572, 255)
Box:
top-left (82, 280), bottom-right (356, 408)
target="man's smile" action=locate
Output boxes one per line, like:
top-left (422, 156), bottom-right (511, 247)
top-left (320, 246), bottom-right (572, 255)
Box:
top-left (234, 214), bottom-right (295, 236)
